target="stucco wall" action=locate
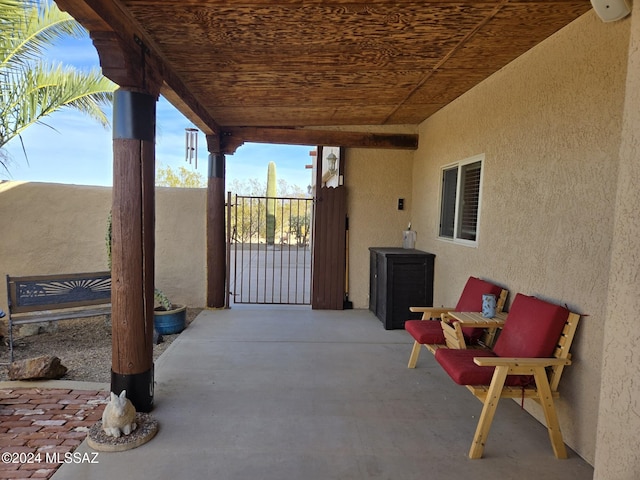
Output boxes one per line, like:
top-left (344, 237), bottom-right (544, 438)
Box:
top-left (0, 182), bottom-right (207, 311)
top-left (154, 187), bottom-right (207, 306)
top-left (594, 2), bottom-right (640, 479)
top-left (408, 12), bottom-right (630, 465)
top-left (345, 142), bottom-right (415, 309)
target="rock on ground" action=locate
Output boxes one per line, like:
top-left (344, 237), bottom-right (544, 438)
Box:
top-left (8, 355), bottom-right (68, 380)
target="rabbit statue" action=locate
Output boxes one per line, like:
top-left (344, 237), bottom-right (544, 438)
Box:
top-left (102, 390), bottom-right (137, 438)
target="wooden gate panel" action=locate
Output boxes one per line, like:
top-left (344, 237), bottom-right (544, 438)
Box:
top-left (312, 186), bottom-right (346, 310)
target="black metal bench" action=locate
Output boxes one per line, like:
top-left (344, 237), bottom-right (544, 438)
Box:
top-left (5, 271), bottom-right (111, 362)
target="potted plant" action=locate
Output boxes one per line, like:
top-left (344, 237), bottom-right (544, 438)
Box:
top-left (107, 212), bottom-right (187, 335)
top-left (152, 289), bottom-right (186, 335)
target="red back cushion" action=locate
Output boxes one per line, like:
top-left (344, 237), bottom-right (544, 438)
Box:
top-left (493, 293), bottom-right (569, 358)
top-left (454, 277), bottom-right (505, 341)
top-left (454, 277), bottom-right (504, 312)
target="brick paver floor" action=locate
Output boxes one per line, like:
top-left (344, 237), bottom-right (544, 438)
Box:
top-left (0, 388), bottom-right (107, 479)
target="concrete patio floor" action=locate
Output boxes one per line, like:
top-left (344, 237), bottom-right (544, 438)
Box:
top-left (52, 306), bottom-right (593, 480)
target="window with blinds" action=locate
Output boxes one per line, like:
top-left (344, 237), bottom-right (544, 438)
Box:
top-left (438, 155), bottom-right (484, 244)
top-left (439, 167), bottom-right (458, 238)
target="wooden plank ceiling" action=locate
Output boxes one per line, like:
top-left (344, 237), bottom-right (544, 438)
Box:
top-left (57, 0), bottom-right (592, 146)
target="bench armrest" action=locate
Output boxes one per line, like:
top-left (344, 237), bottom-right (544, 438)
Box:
top-left (473, 357), bottom-right (572, 367)
top-left (409, 306), bottom-right (452, 319)
top-left (446, 311), bottom-right (507, 328)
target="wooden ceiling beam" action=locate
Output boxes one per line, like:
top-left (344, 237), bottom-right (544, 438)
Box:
top-left (220, 127), bottom-right (419, 155)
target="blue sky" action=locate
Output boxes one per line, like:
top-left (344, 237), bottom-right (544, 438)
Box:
top-left (2, 35), bottom-right (315, 192)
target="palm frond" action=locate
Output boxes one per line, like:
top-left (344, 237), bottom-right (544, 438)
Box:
top-left (0, 0), bottom-right (117, 168)
top-left (0, 63), bottom-right (116, 149)
top-left (0, 0), bottom-right (30, 23)
top-left (1, 0), bottom-right (86, 71)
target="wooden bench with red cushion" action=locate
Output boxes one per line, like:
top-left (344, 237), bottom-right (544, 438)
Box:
top-left (435, 293), bottom-right (581, 459)
top-left (405, 276), bottom-right (508, 367)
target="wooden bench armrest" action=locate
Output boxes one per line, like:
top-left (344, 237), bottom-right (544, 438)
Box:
top-left (473, 357), bottom-right (572, 367)
top-left (409, 306), bottom-right (452, 318)
top-left (446, 311), bottom-right (507, 328)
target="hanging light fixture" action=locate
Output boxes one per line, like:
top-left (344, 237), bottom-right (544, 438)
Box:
top-left (326, 152), bottom-right (337, 175)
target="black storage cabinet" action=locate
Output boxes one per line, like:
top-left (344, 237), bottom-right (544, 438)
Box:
top-left (369, 247), bottom-right (435, 330)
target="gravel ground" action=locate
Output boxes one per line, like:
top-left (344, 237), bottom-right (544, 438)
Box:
top-left (0, 308), bottom-right (202, 383)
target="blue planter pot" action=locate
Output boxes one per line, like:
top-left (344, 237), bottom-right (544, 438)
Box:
top-left (154, 305), bottom-right (187, 335)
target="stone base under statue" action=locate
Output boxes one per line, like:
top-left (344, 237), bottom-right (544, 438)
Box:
top-left (87, 413), bottom-right (158, 452)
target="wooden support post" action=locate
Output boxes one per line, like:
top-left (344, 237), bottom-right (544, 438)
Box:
top-left (206, 134), bottom-right (226, 308)
top-left (110, 88), bottom-right (156, 412)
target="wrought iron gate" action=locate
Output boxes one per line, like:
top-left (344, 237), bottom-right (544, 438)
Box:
top-left (227, 193), bottom-right (314, 305)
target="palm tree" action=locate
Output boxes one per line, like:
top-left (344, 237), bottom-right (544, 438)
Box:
top-left (0, 0), bottom-right (116, 171)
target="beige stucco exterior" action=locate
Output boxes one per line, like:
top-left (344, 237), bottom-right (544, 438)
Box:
top-left (154, 187), bottom-right (207, 306)
top-left (1, 5), bottom-right (639, 477)
top-left (0, 182), bottom-right (206, 310)
top-left (344, 129), bottom-right (415, 307)
top-left (594, 2), bottom-right (640, 478)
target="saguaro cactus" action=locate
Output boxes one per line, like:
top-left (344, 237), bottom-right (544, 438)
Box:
top-left (266, 161), bottom-right (277, 244)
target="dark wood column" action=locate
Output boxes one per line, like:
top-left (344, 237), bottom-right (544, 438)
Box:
top-left (83, 29), bottom-right (163, 412)
top-left (206, 134), bottom-right (226, 308)
top-left (110, 89), bottom-right (157, 412)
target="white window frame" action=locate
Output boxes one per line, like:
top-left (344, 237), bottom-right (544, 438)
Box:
top-left (437, 154), bottom-right (484, 246)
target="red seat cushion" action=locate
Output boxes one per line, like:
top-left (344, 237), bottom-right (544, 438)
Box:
top-left (454, 277), bottom-right (505, 342)
top-left (405, 320), bottom-right (445, 344)
top-left (434, 348), bottom-right (531, 386)
top-left (493, 294), bottom-right (569, 358)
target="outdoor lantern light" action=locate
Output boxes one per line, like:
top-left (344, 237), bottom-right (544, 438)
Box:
top-left (326, 152), bottom-right (337, 175)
